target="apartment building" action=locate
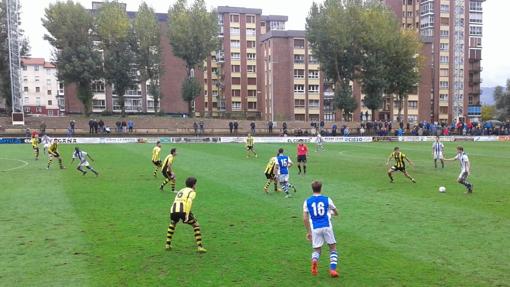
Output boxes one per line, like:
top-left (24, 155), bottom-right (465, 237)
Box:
top-left (198, 7), bottom-right (267, 118)
top-left (261, 30), bottom-right (324, 121)
top-left (384, 0), bottom-right (485, 123)
top-left (64, 2), bottom-right (188, 115)
top-left (20, 58), bottom-right (63, 116)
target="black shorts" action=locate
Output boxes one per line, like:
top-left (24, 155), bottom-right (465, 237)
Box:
top-left (152, 160), bottom-right (162, 167)
top-left (297, 155), bottom-right (307, 163)
top-left (246, 146), bottom-right (254, 150)
top-left (50, 151), bottom-right (60, 158)
top-left (170, 212), bottom-right (196, 224)
top-left (162, 170), bottom-right (175, 179)
top-left (33, 146), bottom-right (39, 151)
top-left (265, 172), bottom-right (275, 180)
top-left (391, 166), bottom-right (406, 172)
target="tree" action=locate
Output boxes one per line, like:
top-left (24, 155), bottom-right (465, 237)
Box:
top-left (358, 4), bottom-right (398, 120)
top-left (385, 29), bottom-right (422, 123)
top-left (167, 0), bottom-right (218, 116)
top-left (95, 1), bottom-right (134, 116)
top-left (494, 82), bottom-right (510, 120)
top-left (481, 105), bottom-right (495, 122)
top-left (307, 0), bottom-right (369, 119)
top-left (133, 2), bottom-right (162, 113)
top-left (181, 77), bottom-right (202, 115)
top-left (43, 1), bottom-right (102, 116)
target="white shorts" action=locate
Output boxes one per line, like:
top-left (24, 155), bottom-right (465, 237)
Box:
top-left (44, 144), bottom-right (50, 149)
top-left (278, 174), bottom-right (289, 183)
top-left (433, 152), bottom-right (443, 160)
top-left (312, 227), bottom-right (336, 248)
top-left (78, 161), bottom-right (90, 167)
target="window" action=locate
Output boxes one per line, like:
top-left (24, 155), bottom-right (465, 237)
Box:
top-left (440, 56), bottom-right (449, 64)
top-left (34, 65), bottom-right (39, 71)
top-left (92, 81), bottom-right (105, 92)
top-left (470, 12), bottom-right (483, 24)
top-left (231, 89), bottom-right (241, 97)
top-left (294, 99), bottom-right (305, 108)
top-left (48, 110), bottom-right (54, 116)
top-left (246, 28), bottom-right (256, 36)
top-left (440, 4), bottom-right (449, 13)
top-left (294, 114), bottom-right (305, 121)
top-left (294, 84), bottom-right (305, 93)
top-left (440, 17), bottom-right (449, 25)
top-left (231, 65), bottom-right (241, 72)
top-left (469, 26), bottom-right (482, 36)
top-left (440, 94), bottom-right (448, 101)
top-left (48, 100), bottom-right (52, 106)
top-left (308, 85), bottom-right (320, 93)
top-left (308, 70), bottom-right (319, 79)
top-left (269, 21), bottom-right (285, 31)
top-left (247, 41), bottom-right (256, 48)
top-left (308, 100), bottom-right (320, 108)
top-left (92, 99), bottom-right (106, 110)
top-left (36, 97), bottom-right (41, 106)
top-left (248, 102), bottom-right (257, 110)
top-left (47, 90), bottom-right (52, 95)
top-left (440, 69), bottom-right (449, 77)
top-left (36, 87), bottom-right (40, 93)
top-left (469, 1), bottom-right (482, 11)
top-left (232, 101), bottom-right (241, 110)
top-left (440, 43), bottom-right (449, 51)
top-left (294, 39), bottom-right (305, 49)
top-left (232, 77), bottom-right (241, 85)
top-left (309, 55), bottom-right (319, 64)
top-left (24, 96), bottom-right (28, 104)
top-left (440, 81), bottom-right (449, 88)
top-left (23, 77), bottom-right (27, 82)
top-left (22, 65), bottom-right (27, 71)
top-left (248, 90), bottom-right (257, 97)
top-left (440, 107), bottom-right (448, 114)
top-left (230, 27), bottom-right (240, 35)
top-left (294, 55), bottom-right (304, 64)
top-left (408, 101), bottom-right (417, 108)
top-left (230, 14), bottom-right (239, 23)
top-left (35, 76), bottom-right (39, 82)
top-left (247, 53), bottom-right (256, 60)
top-left (24, 87), bottom-right (28, 93)
top-left (231, 53), bottom-right (240, 60)
top-left (36, 107), bottom-right (42, 113)
top-left (246, 15), bottom-right (255, 24)
top-left (294, 69), bottom-right (304, 78)
top-left (248, 78), bottom-right (257, 85)
top-left (440, 30), bottom-right (449, 38)
top-left (230, 40), bottom-right (240, 48)
top-left (247, 65), bottom-right (256, 73)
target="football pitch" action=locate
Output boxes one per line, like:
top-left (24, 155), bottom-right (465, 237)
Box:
top-left (1, 141), bottom-right (509, 286)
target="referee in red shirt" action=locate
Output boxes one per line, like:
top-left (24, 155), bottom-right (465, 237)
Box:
top-left (297, 140), bottom-right (309, 175)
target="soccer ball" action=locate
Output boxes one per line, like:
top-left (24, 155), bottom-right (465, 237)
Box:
top-left (439, 186), bottom-right (446, 193)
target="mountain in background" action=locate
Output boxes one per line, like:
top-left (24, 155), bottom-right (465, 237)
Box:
top-left (480, 87), bottom-right (496, 105)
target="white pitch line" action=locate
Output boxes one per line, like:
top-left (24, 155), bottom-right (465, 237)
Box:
top-left (0, 158), bottom-right (29, 172)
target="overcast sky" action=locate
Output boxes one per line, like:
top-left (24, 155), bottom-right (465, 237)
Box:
top-left (20, 0), bottom-right (508, 87)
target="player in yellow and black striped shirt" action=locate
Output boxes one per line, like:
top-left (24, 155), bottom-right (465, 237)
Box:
top-left (159, 148), bottom-right (177, 192)
top-left (263, 155), bottom-right (280, 194)
top-left (165, 177), bottom-right (207, 253)
top-left (47, 139), bottom-right (65, 169)
top-left (386, 147), bottom-right (415, 183)
top-left (31, 134), bottom-right (40, 160)
top-left (151, 141), bottom-right (162, 177)
top-left (246, 133), bottom-right (257, 158)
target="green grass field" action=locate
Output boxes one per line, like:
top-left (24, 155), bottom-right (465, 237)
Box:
top-left (1, 141), bottom-right (509, 286)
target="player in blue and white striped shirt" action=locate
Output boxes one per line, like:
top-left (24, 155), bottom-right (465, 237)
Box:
top-left (432, 136), bottom-right (445, 168)
top-left (303, 181), bottom-right (339, 278)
